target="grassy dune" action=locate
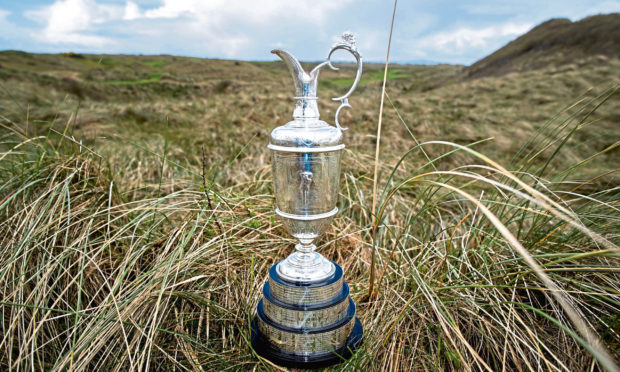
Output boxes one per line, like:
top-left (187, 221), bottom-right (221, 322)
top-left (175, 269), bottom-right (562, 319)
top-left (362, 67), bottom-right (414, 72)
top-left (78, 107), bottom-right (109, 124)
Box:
top-left (0, 29), bottom-right (619, 371)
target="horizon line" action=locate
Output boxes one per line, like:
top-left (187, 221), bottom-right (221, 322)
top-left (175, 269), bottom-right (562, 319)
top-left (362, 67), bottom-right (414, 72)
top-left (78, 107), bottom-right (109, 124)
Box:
top-left (0, 49), bottom-right (462, 66)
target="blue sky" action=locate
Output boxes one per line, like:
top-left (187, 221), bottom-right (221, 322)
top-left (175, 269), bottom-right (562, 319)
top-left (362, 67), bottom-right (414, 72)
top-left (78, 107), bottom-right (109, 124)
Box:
top-left (0, 0), bottom-right (618, 64)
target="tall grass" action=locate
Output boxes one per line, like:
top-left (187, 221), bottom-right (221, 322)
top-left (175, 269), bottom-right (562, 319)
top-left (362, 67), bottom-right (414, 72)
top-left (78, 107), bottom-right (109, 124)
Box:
top-left (0, 83), bottom-right (619, 371)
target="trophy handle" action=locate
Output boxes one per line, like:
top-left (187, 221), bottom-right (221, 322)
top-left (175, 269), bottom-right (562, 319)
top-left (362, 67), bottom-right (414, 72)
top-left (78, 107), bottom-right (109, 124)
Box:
top-left (328, 32), bottom-right (363, 131)
top-left (311, 32), bottom-right (363, 131)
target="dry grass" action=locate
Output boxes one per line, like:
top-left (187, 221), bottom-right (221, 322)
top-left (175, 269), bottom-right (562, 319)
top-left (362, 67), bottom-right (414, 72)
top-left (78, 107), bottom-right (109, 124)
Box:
top-left (0, 46), bottom-right (619, 370)
top-left (0, 78), bottom-right (619, 370)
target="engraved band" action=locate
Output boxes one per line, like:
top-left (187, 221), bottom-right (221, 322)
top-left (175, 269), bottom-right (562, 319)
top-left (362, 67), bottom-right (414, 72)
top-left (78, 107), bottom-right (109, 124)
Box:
top-left (262, 297), bottom-right (352, 329)
top-left (256, 301), bottom-right (356, 354)
top-left (268, 144), bottom-right (345, 153)
top-left (275, 207), bottom-right (338, 221)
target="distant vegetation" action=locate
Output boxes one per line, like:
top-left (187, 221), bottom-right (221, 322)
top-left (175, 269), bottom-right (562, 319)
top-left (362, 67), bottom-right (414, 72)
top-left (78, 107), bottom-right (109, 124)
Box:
top-left (0, 13), bottom-right (618, 371)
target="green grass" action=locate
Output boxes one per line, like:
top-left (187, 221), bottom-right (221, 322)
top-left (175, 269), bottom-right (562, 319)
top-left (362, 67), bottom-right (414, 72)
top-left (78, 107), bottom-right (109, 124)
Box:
top-left (144, 60), bottom-right (170, 69)
top-left (366, 68), bottom-right (410, 81)
top-left (103, 72), bottom-right (163, 85)
top-left (324, 68), bottom-right (411, 87)
top-left (98, 58), bottom-right (122, 68)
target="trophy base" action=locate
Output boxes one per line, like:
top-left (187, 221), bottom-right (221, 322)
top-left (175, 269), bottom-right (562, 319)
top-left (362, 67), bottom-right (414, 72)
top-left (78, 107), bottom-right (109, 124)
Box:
top-left (251, 261), bottom-right (363, 368)
top-left (276, 250), bottom-right (336, 283)
top-left (251, 317), bottom-right (363, 369)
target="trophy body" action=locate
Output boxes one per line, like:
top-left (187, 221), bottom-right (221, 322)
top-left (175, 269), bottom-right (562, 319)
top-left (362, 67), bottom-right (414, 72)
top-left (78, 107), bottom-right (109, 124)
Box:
top-left (251, 33), bottom-right (363, 368)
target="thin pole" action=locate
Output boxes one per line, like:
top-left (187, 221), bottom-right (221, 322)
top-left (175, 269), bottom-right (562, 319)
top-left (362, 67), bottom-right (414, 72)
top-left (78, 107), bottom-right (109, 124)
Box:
top-left (369, 0), bottom-right (398, 301)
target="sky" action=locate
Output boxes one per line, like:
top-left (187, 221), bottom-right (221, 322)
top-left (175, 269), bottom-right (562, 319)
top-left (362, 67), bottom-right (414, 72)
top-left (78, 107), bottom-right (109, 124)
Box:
top-left (0, 0), bottom-right (618, 65)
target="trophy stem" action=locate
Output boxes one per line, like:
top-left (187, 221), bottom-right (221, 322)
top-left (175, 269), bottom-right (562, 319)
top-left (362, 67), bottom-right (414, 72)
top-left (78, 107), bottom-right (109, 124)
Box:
top-left (276, 244), bottom-right (335, 283)
top-left (296, 242), bottom-right (315, 254)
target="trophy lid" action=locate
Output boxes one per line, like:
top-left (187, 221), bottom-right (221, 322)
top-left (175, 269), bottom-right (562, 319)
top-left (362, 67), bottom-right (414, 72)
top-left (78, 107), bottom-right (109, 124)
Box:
top-left (270, 119), bottom-right (343, 150)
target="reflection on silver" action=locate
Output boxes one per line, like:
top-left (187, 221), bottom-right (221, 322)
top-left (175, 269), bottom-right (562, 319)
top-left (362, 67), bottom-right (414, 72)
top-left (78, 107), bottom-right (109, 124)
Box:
top-left (276, 250), bottom-right (335, 283)
top-left (269, 31), bottom-right (362, 284)
top-left (267, 144), bottom-right (345, 153)
top-left (275, 207), bottom-right (338, 221)
top-left (262, 296), bottom-right (349, 328)
top-left (269, 273), bottom-right (343, 305)
top-left (257, 313), bottom-right (355, 354)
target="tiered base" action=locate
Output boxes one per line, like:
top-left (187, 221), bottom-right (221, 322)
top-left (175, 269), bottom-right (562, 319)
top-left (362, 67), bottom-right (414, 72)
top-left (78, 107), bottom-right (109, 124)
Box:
top-left (251, 262), bottom-right (363, 369)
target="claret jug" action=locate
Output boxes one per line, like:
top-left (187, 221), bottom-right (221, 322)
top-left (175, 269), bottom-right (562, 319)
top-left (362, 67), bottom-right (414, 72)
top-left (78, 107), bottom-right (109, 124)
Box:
top-left (251, 32), bottom-right (364, 369)
top-left (269, 31), bottom-right (362, 283)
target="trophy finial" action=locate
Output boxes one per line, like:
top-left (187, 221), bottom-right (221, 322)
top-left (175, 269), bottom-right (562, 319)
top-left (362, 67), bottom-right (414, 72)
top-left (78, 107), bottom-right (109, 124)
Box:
top-left (340, 31), bottom-right (357, 49)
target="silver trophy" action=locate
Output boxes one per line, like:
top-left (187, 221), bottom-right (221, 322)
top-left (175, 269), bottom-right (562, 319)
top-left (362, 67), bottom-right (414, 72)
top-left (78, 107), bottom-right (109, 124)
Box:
top-left (251, 32), bottom-right (363, 368)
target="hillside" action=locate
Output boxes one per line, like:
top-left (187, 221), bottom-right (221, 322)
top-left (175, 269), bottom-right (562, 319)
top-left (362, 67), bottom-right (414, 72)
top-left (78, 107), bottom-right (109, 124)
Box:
top-left (0, 53), bottom-right (616, 187)
top-left (465, 13), bottom-right (620, 79)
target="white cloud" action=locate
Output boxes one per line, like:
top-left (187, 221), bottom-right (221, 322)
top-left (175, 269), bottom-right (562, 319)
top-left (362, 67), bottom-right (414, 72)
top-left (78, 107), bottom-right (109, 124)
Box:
top-left (12, 1), bottom-right (614, 63)
top-left (142, 0), bottom-right (349, 23)
top-left (21, 0), bottom-right (353, 57)
top-left (123, 1), bottom-right (141, 21)
top-left (134, 0), bottom-right (354, 57)
top-left (25, 0), bottom-right (122, 48)
top-left (420, 22), bottom-right (533, 53)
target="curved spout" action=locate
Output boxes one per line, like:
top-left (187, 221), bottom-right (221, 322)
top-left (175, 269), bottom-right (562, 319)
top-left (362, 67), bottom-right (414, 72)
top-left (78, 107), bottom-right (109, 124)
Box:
top-left (272, 49), bottom-right (322, 119)
top-left (271, 49), bottom-right (311, 96)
